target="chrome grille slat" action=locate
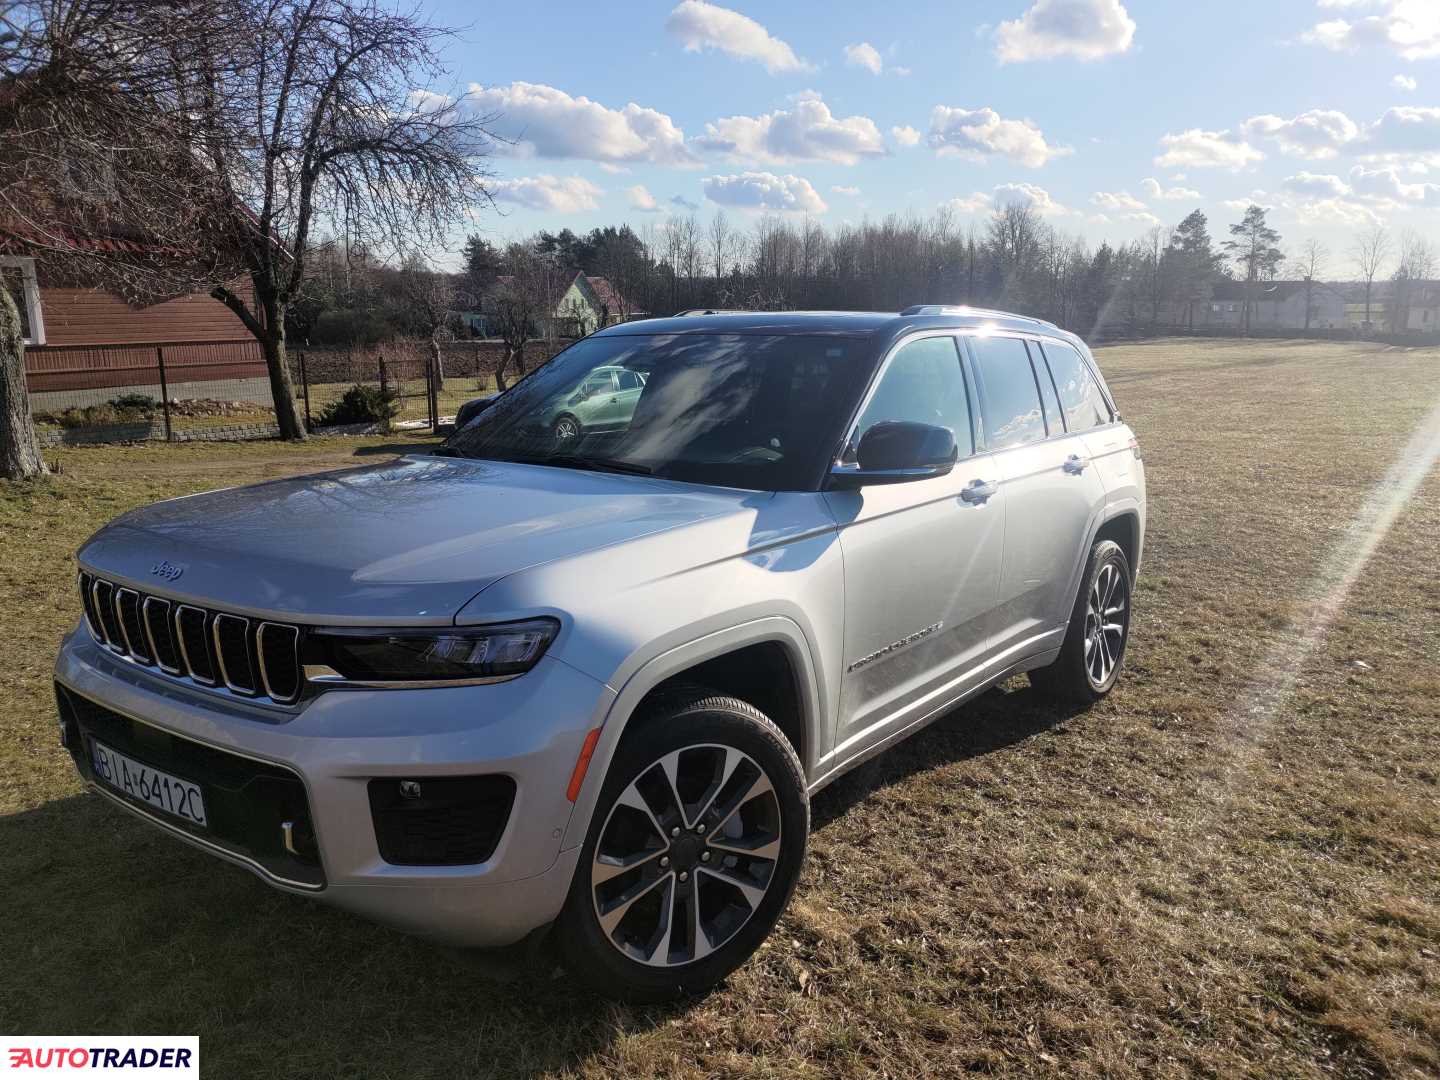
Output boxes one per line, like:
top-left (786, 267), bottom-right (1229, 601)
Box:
top-left (256, 622), bottom-right (302, 704)
top-left (175, 604), bottom-right (217, 686)
top-left (142, 596), bottom-right (182, 674)
top-left (92, 579), bottom-right (124, 653)
top-left (213, 613), bottom-right (257, 695)
top-left (115, 588), bottom-right (152, 664)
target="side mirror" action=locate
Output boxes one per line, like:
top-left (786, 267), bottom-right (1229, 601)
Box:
top-left (829, 421), bottom-right (958, 488)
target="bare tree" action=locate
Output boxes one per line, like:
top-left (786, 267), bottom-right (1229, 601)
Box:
top-left (1291, 238), bottom-right (1329, 332)
top-left (184, 0), bottom-right (496, 439)
top-left (707, 210), bottom-right (733, 283)
top-left (396, 256), bottom-right (458, 394)
top-left (483, 245), bottom-right (563, 391)
top-left (1388, 231), bottom-right (1436, 334)
top-left (0, 1), bottom-right (246, 478)
top-left (1351, 225), bottom-right (1391, 328)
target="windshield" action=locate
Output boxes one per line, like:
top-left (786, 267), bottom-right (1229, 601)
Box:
top-left (446, 333), bottom-right (871, 490)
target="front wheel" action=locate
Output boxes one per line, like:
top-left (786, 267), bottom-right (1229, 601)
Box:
top-left (555, 690), bottom-right (809, 1002)
top-left (553, 414), bottom-right (582, 442)
top-left (1030, 538), bottom-right (1132, 704)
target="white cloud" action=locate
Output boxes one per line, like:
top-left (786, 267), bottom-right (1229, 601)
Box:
top-left (995, 0), bottom-right (1137, 62)
top-left (843, 42), bottom-right (884, 74)
top-left (831, 184), bottom-right (860, 195)
top-left (694, 93), bottom-right (887, 166)
top-left (627, 185), bottom-right (661, 212)
top-left (892, 66), bottom-right (913, 77)
top-left (1393, 73), bottom-right (1418, 91)
top-left (1303, 1), bottom-right (1440, 61)
top-left (1349, 164), bottom-right (1440, 204)
top-left (1141, 177), bottom-right (1202, 200)
top-left (1242, 109), bottom-right (1360, 159)
top-left (467, 82), bottom-right (695, 165)
top-left (702, 171), bottom-right (828, 213)
top-left (994, 182), bottom-right (1074, 216)
top-left (666, 1), bottom-right (811, 73)
top-left (1282, 171), bottom-right (1352, 197)
top-left (1364, 105), bottom-right (1440, 152)
top-left (1091, 189), bottom-right (1148, 211)
top-left (927, 106), bottom-right (1071, 168)
top-left (489, 175), bottom-right (603, 213)
top-left (891, 124), bottom-right (922, 147)
top-left (942, 192), bottom-right (995, 215)
top-left (1155, 128), bottom-right (1264, 170)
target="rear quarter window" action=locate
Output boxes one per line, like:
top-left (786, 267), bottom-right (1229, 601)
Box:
top-left (1041, 340), bottom-right (1112, 432)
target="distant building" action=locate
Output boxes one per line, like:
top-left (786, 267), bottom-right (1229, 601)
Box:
top-left (1195, 280), bottom-right (1347, 331)
top-left (553, 272), bottom-right (643, 337)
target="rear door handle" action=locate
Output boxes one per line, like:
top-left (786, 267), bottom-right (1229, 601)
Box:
top-left (960, 479), bottom-right (997, 503)
top-left (1063, 454), bottom-right (1089, 475)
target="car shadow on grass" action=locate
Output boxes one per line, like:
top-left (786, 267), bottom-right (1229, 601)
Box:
top-left (810, 681), bottom-right (1091, 831)
top-left (349, 440), bottom-right (444, 457)
top-left (1, 683), bottom-right (1081, 1075)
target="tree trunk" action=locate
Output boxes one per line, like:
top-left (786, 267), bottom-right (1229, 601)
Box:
top-left (1, 288), bottom-right (47, 481)
top-left (259, 295), bottom-right (306, 440)
top-left (494, 346), bottom-right (513, 392)
top-left (430, 336), bottom-right (446, 393)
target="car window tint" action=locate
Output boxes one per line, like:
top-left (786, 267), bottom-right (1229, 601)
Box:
top-left (853, 335), bottom-right (972, 456)
top-left (1041, 340), bottom-right (1112, 432)
top-left (618, 370), bottom-right (643, 391)
top-left (969, 335), bottom-right (1047, 449)
top-left (1031, 342), bottom-right (1064, 434)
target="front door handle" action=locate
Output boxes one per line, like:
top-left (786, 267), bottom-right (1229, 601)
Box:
top-left (960, 479), bottom-right (997, 503)
top-left (1063, 454), bottom-right (1089, 475)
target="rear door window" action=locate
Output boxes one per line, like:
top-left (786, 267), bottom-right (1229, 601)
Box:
top-left (1041, 341), bottom-right (1112, 432)
top-left (968, 335), bottom-right (1047, 450)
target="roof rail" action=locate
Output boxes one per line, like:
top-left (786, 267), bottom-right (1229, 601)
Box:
top-left (899, 304), bottom-right (1060, 331)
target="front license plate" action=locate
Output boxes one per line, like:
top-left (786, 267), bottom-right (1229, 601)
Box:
top-left (91, 739), bottom-right (208, 828)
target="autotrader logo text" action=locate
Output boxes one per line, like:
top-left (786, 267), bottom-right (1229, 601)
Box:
top-left (2, 1038), bottom-right (198, 1077)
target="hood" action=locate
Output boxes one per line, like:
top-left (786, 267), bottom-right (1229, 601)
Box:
top-left (79, 456), bottom-right (771, 624)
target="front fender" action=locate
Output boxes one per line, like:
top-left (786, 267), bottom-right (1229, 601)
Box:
top-left (559, 615), bottom-right (824, 853)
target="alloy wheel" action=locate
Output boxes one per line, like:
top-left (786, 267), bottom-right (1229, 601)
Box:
top-left (590, 744), bottom-right (782, 968)
top-left (1084, 560), bottom-right (1128, 686)
top-left (555, 416), bottom-right (579, 441)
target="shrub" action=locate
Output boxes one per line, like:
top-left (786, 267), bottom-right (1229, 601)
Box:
top-left (108, 393), bottom-right (158, 413)
top-left (316, 383), bottom-right (400, 427)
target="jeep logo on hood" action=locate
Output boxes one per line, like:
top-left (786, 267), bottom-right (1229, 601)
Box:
top-left (150, 560), bottom-right (186, 582)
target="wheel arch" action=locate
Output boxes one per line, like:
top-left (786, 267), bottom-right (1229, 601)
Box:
top-left (560, 616), bottom-right (823, 853)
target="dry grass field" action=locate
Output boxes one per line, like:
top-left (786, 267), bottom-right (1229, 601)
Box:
top-left (2, 338), bottom-right (1438, 1078)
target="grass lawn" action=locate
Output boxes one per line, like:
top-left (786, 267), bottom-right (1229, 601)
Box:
top-left (2, 339), bottom-right (1438, 1078)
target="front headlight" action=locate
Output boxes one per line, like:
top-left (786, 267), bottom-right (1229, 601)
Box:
top-left (305, 618), bottom-right (559, 684)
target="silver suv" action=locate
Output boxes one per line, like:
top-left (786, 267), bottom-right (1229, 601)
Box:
top-left (56, 308), bottom-right (1144, 1001)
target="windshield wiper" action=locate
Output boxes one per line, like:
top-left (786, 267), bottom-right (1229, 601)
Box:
top-left (544, 454), bottom-right (653, 476)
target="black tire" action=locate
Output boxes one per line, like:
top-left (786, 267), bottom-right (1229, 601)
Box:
top-left (553, 414), bottom-right (582, 442)
top-left (555, 689), bottom-right (809, 1003)
top-left (1030, 538), bottom-right (1133, 704)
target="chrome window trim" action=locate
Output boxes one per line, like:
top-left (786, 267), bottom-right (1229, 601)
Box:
top-left (113, 587), bottom-right (152, 664)
top-left (212, 613), bottom-right (257, 695)
top-left (256, 622), bottom-right (302, 704)
top-left (142, 596), bottom-right (183, 675)
top-left (175, 604), bottom-right (218, 686)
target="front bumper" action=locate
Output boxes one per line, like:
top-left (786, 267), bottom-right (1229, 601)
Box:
top-left (55, 626), bottom-right (613, 946)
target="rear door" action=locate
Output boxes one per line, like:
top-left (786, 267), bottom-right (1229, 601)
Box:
top-left (826, 332), bottom-right (1005, 758)
top-left (1038, 339), bottom-right (1139, 508)
top-left (964, 333), bottom-right (1106, 662)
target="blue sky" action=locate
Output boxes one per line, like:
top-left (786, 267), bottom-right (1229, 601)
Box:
top-left (423, 0), bottom-right (1440, 265)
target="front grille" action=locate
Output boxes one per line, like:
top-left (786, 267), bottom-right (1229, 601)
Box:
top-left (57, 684), bottom-right (325, 888)
top-left (77, 573), bottom-right (303, 705)
top-left (368, 776), bottom-right (516, 866)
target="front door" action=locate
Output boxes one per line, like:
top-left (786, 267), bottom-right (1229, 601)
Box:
top-left (825, 333), bottom-right (1006, 758)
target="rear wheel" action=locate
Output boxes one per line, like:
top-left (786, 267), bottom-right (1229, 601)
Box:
top-left (1031, 539), bottom-right (1132, 704)
top-left (556, 690), bottom-right (808, 1002)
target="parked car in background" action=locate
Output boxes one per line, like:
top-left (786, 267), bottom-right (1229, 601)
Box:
top-left (56, 307), bottom-right (1144, 1002)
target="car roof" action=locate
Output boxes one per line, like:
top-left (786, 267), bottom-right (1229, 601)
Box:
top-left (591, 307), bottom-right (1081, 346)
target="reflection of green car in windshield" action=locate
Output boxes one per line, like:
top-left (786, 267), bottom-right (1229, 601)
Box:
top-left (545, 365), bottom-right (647, 442)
